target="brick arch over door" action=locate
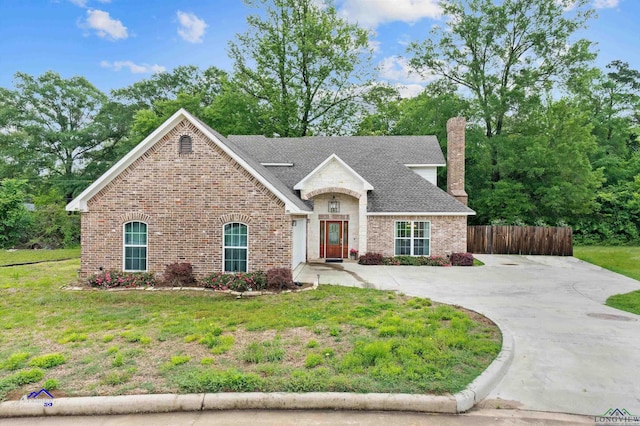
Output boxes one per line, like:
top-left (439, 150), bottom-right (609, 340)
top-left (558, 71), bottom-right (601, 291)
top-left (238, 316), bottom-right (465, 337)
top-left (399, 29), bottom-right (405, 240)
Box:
top-left (303, 187), bottom-right (361, 200)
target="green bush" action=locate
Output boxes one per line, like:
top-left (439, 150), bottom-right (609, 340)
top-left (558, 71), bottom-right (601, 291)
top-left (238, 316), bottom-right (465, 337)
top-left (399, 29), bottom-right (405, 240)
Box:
top-left (0, 179), bottom-right (32, 248)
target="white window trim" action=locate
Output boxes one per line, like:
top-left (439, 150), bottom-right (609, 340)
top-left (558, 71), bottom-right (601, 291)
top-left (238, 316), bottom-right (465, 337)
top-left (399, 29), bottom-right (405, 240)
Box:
top-left (222, 222), bottom-right (249, 273)
top-left (123, 221), bottom-right (148, 272)
top-left (394, 220), bottom-right (431, 256)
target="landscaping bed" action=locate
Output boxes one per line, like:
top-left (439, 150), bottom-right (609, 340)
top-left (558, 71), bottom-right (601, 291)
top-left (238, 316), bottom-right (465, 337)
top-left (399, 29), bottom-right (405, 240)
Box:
top-left (0, 253), bottom-right (501, 400)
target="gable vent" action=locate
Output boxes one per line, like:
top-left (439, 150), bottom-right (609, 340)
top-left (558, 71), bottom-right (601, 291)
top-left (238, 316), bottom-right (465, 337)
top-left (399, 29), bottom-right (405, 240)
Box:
top-left (179, 135), bottom-right (192, 154)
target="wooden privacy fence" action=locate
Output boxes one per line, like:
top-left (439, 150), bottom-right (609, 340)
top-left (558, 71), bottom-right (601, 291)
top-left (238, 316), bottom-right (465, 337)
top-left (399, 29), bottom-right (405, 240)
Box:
top-left (467, 226), bottom-right (573, 256)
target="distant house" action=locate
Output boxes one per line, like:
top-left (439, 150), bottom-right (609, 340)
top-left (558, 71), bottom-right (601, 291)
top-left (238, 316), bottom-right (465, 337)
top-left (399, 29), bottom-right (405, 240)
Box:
top-left (67, 109), bottom-right (473, 278)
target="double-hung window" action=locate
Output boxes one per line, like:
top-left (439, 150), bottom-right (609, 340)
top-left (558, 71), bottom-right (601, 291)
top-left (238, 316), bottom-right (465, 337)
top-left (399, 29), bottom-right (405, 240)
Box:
top-left (124, 221), bottom-right (147, 271)
top-left (394, 221), bottom-right (430, 256)
top-left (223, 223), bottom-right (248, 272)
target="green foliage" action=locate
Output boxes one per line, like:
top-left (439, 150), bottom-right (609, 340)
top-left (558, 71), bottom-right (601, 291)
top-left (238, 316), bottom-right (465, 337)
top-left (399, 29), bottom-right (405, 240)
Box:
top-left (241, 339), bottom-right (285, 363)
top-left (0, 71), bottom-right (133, 202)
top-left (175, 369), bottom-right (263, 393)
top-left (0, 368), bottom-right (45, 399)
top-left (229, 0), bottom-right (373, 136)
top-left (43, 378), bottom-right (59, 391)
top-left (102, 369), bottom-right (135, 386)
top-left (2, 352), bottom-right (30, 371)
top-left (29, 201), bottom-right (80, 248)
top-left (0, 179), bottom-right (32, 248)
top-left (408, 0), bottom-right (594, 139)
top-left (28, 353), bottom-right (66, 369)
top-left (170, 355), bottom-right (191, 366)
top-left (305, 353), bottom-right (323, 368)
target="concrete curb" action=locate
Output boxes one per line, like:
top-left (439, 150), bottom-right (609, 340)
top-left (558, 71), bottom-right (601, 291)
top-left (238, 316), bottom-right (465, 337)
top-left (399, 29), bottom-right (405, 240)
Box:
top-left (454, 320), bottom-right (515, 412)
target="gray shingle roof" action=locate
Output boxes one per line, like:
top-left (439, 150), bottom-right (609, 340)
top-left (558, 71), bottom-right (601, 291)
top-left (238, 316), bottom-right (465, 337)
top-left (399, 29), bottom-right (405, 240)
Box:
top-left (228, 135), bottom-right (473, 214)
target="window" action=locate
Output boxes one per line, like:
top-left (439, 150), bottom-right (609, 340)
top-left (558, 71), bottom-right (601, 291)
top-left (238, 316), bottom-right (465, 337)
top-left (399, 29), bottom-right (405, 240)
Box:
top-left (395, 221), bottom-right (430, 256)
top-left (179, 135), bottom-right (192, 154)
top-left (223, 223), bottom-right (248, 272)
top-left (124, 221), bottom-right (147, 271)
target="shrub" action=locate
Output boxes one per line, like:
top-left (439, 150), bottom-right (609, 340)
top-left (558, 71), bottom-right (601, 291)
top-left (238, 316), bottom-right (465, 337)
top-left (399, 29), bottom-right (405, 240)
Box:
top-left (266, 267), bottom-right (294, 290)
top-left (358, 252), bottom-right (384, 265)
top-left (162, 262), bottom-right (196, 287)
top-left (451, 252), bottom-right (474, 266)
top-left (201, 272), bottom-right (267, 292)
top-left (86, 270), bottom-right (156, 288)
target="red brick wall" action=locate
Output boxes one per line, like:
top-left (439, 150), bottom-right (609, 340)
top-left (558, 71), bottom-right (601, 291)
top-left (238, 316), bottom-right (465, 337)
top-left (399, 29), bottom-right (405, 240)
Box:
top-left (81, 119), bottom-right (291, 278)
top-left (367, 215), bottom-right (468, 257)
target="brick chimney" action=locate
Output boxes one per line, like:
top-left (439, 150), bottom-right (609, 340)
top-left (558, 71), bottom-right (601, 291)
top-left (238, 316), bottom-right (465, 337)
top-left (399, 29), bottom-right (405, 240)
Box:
top-left (446, 117), bottom-right (468, 206)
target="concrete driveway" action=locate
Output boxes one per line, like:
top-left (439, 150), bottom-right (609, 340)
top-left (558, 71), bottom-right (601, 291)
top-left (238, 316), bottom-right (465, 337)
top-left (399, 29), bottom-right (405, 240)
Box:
top-left (294, 255), bottom-right (640, 416)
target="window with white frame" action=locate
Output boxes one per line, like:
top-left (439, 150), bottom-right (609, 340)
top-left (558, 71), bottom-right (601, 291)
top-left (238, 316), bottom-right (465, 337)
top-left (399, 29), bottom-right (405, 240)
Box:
top-left (124, 221), bottom-right (147, 271)
top-left (223, 223), bottom-right (248, 272)
top-left (394, 221), bottom-right (430, 256)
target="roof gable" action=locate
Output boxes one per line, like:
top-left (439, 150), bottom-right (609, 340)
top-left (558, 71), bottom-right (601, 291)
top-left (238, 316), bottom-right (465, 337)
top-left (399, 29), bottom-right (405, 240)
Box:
top-left (294, 154), bottom-right (373, 191)
top-left (66, 109), bottom-right (311, 214)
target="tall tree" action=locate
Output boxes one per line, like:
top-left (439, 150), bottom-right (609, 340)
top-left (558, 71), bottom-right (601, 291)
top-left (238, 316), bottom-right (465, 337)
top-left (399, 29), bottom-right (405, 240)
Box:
top-left (0, 71), bottom-right (130, 202)
top-left (229, 0), bottom-right (373, 136)
top-left (112, 65), bottom-right (227, 110)
top-left (408, 0), bottom-right (594, 139)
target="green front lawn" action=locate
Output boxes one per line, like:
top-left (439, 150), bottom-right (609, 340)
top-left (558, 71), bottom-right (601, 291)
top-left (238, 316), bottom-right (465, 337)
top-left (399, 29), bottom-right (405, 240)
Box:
top-left (0, 248), bottom-right (80, 266)
top-left (574, 246), bottom-right (640, 315)
top-left (0, 258), bottom-right (501, 400)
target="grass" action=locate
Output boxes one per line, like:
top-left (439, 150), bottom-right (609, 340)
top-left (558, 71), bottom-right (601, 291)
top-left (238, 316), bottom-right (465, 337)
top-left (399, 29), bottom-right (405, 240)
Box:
top-left (574, 246), bottom-right (640, 315)
top-left (0, 257), bottom-right (501, 400)
top-left (0, 248), bottom-right (81, 266)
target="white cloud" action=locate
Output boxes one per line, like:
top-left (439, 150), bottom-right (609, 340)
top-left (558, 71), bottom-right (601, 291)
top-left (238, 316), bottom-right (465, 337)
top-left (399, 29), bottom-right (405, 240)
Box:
top-left (396, 83), bottom-right (424, 98)
top-left (368, 39), bottom-right (381, 54)
top-left (338, 0), bottom-right (441, 28)
top-left (101, 60), bottom-right (166, 74)
top-left (68, 0), bottom-right (111, 7)
top-left (176, 11), bottom-right (207, 43)
top-left (378, 56), bottom-right (433, 83)
top-left (593, 0), bottom-right (619, 8)
top-left (83, 9), bottom-right (128, 40)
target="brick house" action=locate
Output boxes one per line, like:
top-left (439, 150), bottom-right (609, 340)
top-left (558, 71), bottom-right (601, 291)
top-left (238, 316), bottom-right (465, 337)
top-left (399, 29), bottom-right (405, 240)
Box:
top-left (67, 109), bottom-right (474, 278)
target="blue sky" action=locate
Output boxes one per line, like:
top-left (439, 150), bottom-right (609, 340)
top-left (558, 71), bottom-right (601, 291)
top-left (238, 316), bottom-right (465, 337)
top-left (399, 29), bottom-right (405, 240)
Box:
top-left (0, 0), bottom-right (637, 97)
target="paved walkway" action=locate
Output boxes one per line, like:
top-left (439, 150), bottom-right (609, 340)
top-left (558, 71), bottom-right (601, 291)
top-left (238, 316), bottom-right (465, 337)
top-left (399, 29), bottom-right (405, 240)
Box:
top-left (295, 256), bottom-right (640, 416)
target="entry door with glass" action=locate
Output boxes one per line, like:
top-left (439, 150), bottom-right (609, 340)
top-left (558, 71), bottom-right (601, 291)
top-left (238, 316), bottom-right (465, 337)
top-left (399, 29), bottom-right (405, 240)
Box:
top-left (322, 221), bottom-right (348, 259)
